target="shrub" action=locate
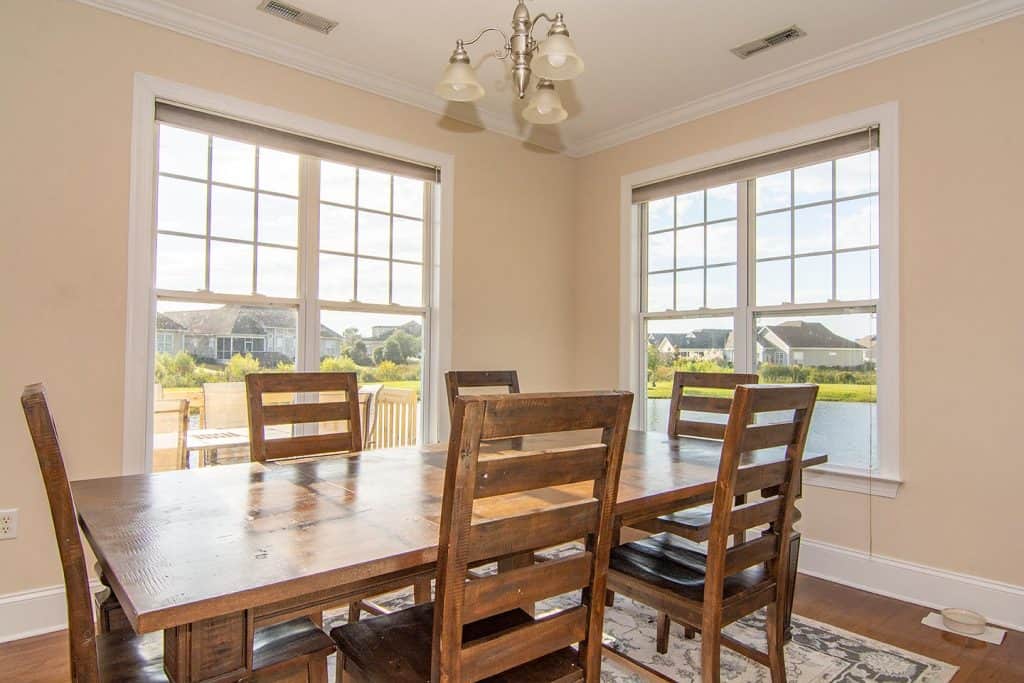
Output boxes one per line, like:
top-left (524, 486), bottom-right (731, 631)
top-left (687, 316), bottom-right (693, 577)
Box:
top-left (374, 360), bottom-right (402, 381)
top-left (155, 352), bottom-right (203, 388)
top-left (320, 355), bottom-right (359, 373)
top-left (224, 353), bottom-right (260, 381)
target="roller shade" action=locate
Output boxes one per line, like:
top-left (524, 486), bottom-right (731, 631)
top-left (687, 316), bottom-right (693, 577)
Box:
top-left (632, 127), bottom-right (878, 204)
top-left (156, 102), bottom-right (440, 183)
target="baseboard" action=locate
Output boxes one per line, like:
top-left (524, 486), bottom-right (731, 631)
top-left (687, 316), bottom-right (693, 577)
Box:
top-left (0, 580), bottom-right (103, 643)
top-left (800, 538), bottom-right (1024, 632)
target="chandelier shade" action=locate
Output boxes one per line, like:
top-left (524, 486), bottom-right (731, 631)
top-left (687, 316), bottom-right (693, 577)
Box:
top-left (435, 61), bottom-right (485, 102)
top-left (522, 80), bottom-right (567, 124)
top-left (532, 34), bottom-right (584, 80)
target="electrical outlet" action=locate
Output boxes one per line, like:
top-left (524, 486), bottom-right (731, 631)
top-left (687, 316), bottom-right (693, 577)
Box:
top-left (0, 509), bottom-right (18, 540)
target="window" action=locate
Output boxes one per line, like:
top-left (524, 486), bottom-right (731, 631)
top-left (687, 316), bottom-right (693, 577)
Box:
top-left (149, 104), bottom-right (439, 469)
top-left (635, 124), bottom-right (894, 483)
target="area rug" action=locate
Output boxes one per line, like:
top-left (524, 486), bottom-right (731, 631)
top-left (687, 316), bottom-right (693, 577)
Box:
top-left (325, 587), bottom-right (957, 682)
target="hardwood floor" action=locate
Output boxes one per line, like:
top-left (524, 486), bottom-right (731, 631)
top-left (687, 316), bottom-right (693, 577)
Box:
top-left (1, 576), bottom-right (1020, 682)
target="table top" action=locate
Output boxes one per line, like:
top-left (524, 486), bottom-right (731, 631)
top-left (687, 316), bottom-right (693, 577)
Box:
top-left (72, 429), bottom-right (826, 633)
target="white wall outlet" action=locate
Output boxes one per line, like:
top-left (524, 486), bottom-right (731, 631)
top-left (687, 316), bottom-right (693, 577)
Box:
top-left (0, 509), bottom-right (18, 540)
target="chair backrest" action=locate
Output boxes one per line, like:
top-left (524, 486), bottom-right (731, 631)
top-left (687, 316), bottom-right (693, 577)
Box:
top-left (666, 371), bottom-right (759, 439)
top-left (702, 384), bottom-right (818, 623)
top-left (432, 391), bottom-right (633, 682)
top-left (245, 372), bottom-right (362, 462)
top-left (152, 398), bottom-right (189, 471)
top-left (444, 370), bottom-right (520, 415)
top-left (203, 381), bottom-right (247, 428)
top-left (21, 385), bottom-right (100, 683)
top-left (371, 386), bottom-right (418, 448)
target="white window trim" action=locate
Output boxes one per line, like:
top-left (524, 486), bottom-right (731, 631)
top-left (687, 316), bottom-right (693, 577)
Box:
top-left (124, 73), bottom-right (454, 474)
top-left (619, 103), bottom-right (901, 497)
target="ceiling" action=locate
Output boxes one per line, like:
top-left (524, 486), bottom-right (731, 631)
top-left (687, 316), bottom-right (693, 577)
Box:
top-left (81, 0), bottom-right (1024, 155)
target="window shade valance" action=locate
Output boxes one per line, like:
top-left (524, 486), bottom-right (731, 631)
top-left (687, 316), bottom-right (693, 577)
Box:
top-left (156, 102), bottom-right (440, 183)
top-left (632, 127), bottom-right (878, 204)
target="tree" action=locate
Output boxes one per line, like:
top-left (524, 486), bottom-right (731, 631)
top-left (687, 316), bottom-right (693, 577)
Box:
top-left (372, 346), bottom-right (385, 364)
top-left (390, 331), bottom-right (421, 360)
top-left (647, 343), bottom-right (660, 388)
top-left (383, 336), bottom-right (405, 364)
top-left (348, 340), bottom-right (373, 366)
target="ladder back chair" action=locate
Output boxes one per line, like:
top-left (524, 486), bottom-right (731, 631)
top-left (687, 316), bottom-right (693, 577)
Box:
top-left (151, 398), bottom-right (189, 472)
top-left (21, 384), bottom-right (335, 683)
top-left (606, 384), bottom-right (818, 683)
top-left (331, 390), bottom-right (634, 682)
top-left (246, 372), bottom-right (362, 463)
top-left (246, 372), bottom-right (431, 622)
top-left (444, 370), bottom-right (520, 415)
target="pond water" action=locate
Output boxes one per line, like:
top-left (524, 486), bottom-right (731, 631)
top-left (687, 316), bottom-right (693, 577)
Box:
top-left (646, 398), bottom-right (877, 470)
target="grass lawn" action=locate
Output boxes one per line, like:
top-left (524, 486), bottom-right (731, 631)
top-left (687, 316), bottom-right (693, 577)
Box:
top-left (645, 381), bottom-right (875, 403)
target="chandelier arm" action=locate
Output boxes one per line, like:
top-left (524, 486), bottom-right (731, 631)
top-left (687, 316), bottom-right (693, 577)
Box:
top-left (528, 13), bottom-right (557, 40)
top-left (460, 27), bottom-right (511, 59)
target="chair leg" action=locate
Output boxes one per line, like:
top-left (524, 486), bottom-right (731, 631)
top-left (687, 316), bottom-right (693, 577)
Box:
top-left (684, 626), bottom-right (696, 640)
top-left (656, 612), bottom-right (671, 654)
top-left (413, 577), bottom-right (431, 604)
top-left (784, 531), bottom-right (801, 642)
top-left (347, 602), bottom-right (361, 623)
top-left (766, 602), bottom-right (787, 682)
top-left (700, 614), bottom-right (722, 683)
top-left (307, 655), bottom-right (328, 683)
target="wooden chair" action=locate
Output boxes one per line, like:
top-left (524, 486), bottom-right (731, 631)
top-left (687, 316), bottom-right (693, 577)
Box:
top-left (246, 372), bottom-right (362, 463)
top-left (21, 383), bottom-right (335, 683)
top-left (330, 390), bottom-right (634, 682)
top-left (369, 386), bottom-right (418, 448)
top-left (151, 398), bottom-right (189, 472)
top-left (246, 372), bottom-right (430, 622)
top-left (605, 384), bottom-right (818, 683)
top-left (444, 370), bottom-right (520, 415)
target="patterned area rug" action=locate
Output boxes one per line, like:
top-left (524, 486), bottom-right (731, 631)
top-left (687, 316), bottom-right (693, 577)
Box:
top-left (326, 586), bottom-right (957, 682)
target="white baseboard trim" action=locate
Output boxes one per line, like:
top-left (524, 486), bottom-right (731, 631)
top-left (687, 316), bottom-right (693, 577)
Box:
top-left (800, 538), bottom-right (1024, 633)
top-left (0, 580), bottom-right (103, 644)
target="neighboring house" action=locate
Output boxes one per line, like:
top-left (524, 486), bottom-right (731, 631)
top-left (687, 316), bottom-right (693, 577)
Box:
top-left (364, 320), bottom-right (424, 355)
top-left (722, 321), bottom-right (868, 368)
top-left (648, 329), bottom-right (731, 361)
top-left (858, 334), bottom-right (877, 363)
top-left (158, 305), bottom-right (343, 363)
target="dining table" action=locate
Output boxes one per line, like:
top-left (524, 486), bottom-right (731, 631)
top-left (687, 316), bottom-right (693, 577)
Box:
top-left (72, 429), bottom-right (827, 683)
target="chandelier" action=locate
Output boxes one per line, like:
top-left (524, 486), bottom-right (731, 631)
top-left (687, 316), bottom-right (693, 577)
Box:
top-left (434, 0), bottom-right (584, 125)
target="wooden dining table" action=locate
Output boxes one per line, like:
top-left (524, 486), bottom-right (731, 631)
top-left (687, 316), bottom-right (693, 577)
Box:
top-left (72, 429), bottom-right (827, 683)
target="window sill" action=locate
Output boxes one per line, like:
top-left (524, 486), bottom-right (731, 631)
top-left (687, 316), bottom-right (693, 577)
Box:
top-left (803, 464), bottom-right (902, 498)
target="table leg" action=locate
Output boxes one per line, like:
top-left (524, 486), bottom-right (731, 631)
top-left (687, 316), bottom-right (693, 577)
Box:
top-left (497, 552), bottom-right (535, 616)
top-left (163, 610), bottom-right (253, 683)
top-left (784, 531), bottom-right (801, 643)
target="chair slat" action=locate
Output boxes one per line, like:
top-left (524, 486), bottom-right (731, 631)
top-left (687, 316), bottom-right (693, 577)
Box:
top-left (679, 373), bottom-right (758, 389)
top-left (468, 500), bottom-right (599, 563)
top-left (462, 552), bottom-right (592, 623)
top-left (249, 372), bottom-right (354, 393)
top-left (679, 420), bottom-right (726, 440)
top-left (459, 606), bottom-right (588, 682)
top-left (479, 393), bottom-right (625, 440)
top-left (260, 401), bottom-right (351, 426)
top-left (474, 445), bottom-right (607, 498)
top-left (734, 461), bottom-right (788, 495)
top-left (728, 498), bottom-right (783, 534)
top-left (748, 384), bottom-right (818, 413)
top-left (445, 370), bottom-right (521, 416)
top-left (723, 533), bottom-right (779, 575)
top-left (680, 395), bottom-right (734, 414)
top-left (740, 422), bottom-right (797, 451)
top-left (264, 432), bottom-right (353, 460)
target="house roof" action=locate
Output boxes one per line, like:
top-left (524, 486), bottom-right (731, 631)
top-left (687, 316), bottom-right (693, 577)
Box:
top-left (650, 329), bottom-right (731, 350)
top-left (161, 305), bottom-right (343, 339)
top-left (156, 313), bottom-right (185, 331)
top-left (760, 321), bottom-right (863, 349)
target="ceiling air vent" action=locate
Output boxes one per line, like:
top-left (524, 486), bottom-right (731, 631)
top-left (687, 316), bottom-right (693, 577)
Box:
top-left (731, 25), bottom-right (806, 59)
top-left (258, 0), bottom-right (338, 34)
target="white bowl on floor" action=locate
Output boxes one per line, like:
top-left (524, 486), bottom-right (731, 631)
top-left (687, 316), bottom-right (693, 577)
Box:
top-left (941, 608), bottom-right (986, 635)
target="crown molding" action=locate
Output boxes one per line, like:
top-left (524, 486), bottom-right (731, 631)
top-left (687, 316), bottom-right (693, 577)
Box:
top-left (74, 0), bottom-right (553, 149)
top-left (565, 0), bottom-right (1024, 157)
top-left (77, 0), bottom-right (1024, 158)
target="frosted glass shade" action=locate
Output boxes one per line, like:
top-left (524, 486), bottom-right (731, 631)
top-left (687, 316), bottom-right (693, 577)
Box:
top-left (435, 61), bottom-right (485, 102)
top-left (532, 34), bottom-right (584, 80)
top-left (522, 84), bottom-right (567, 125)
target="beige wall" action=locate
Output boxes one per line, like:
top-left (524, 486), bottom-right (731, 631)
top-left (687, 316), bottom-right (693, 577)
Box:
top-left (0, 1), bottom-right (575, 594)
top-left (573, 17), bottom-right (1024, 585)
